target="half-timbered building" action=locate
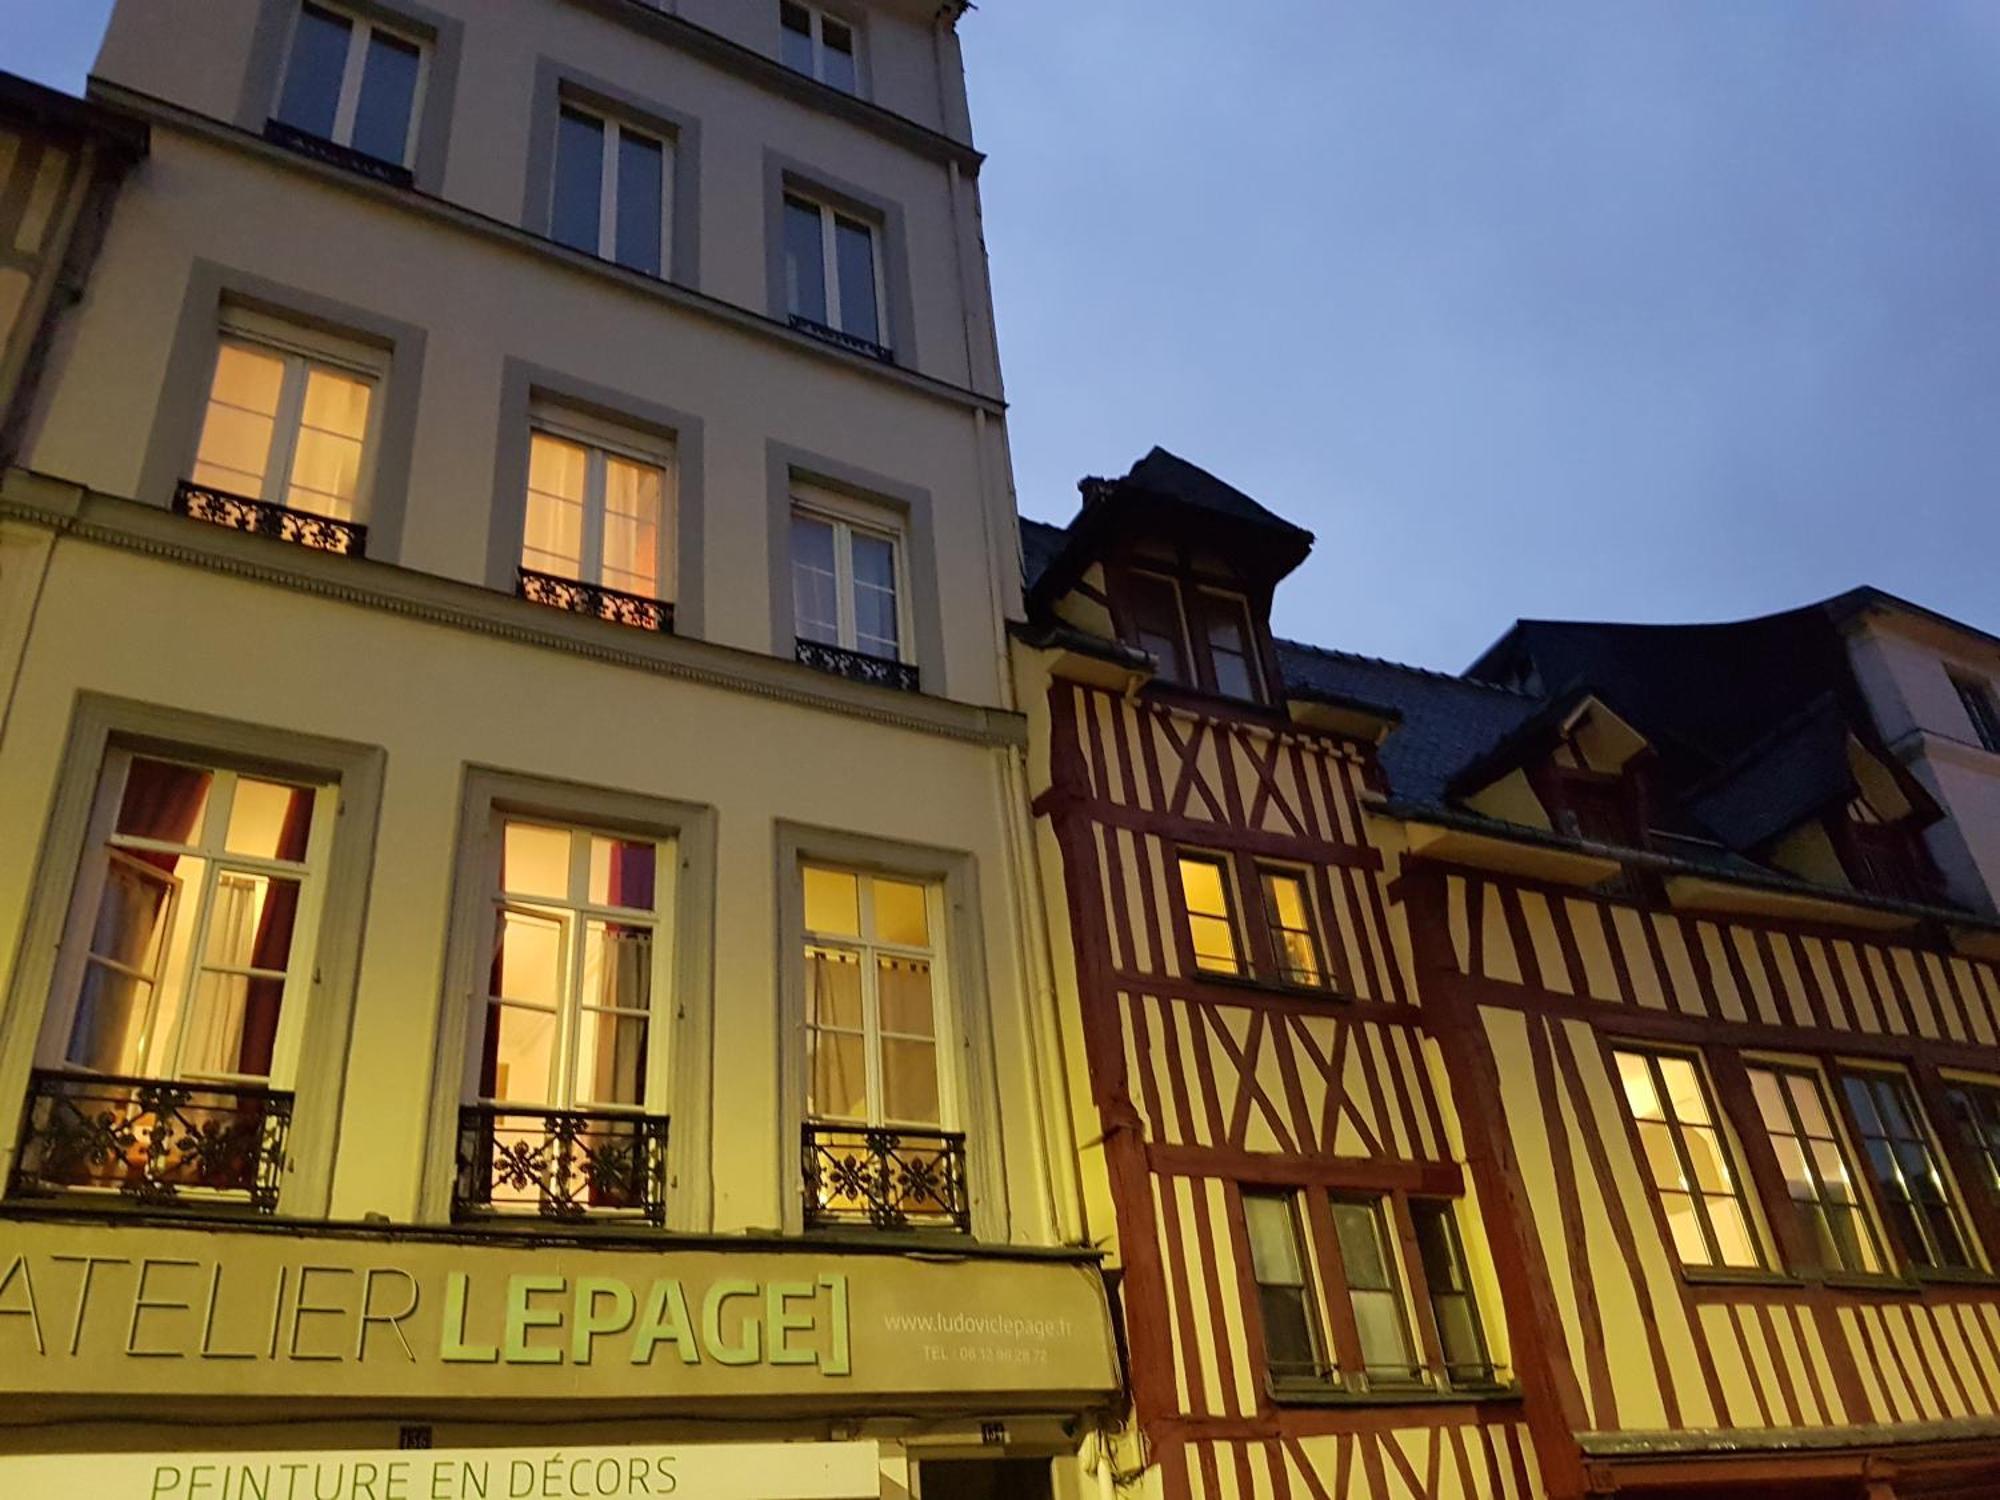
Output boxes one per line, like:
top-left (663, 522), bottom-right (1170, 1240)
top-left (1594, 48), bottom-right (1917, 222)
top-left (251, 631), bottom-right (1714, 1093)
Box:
top-left (1016, 448), bottom-right (2000, 1500)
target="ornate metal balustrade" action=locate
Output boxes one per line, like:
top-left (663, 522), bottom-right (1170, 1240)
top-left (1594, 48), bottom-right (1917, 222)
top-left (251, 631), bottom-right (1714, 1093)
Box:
top-left (794, 638), bottom-right (920, 693)
top-left (11, 1070), bottom-right (292, 1213)
top-left (263, 119), bottom-right (416, 188)
top-left (786, 314), bottom-right (894, 364)
top-left (174, 480), bottom-right (368, 557)
top-left (455, 1106), bottom-right (669, 1225)
top-left (802, 1123), bottom-right (970, 1233)
top-left (517, 568), bottom-right (673, 632)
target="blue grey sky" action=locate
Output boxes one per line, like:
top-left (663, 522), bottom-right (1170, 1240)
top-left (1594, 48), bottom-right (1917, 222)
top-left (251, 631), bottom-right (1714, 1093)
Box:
top-left (11, 3), bottom-right (2000, 668)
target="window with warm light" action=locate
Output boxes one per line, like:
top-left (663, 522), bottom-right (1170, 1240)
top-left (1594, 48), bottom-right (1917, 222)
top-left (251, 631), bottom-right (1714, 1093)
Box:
top-left (551, 104), bottom-right (673, 279)
top-left (192, 316), bottom-right (381, 522)
top-left (791, 490), bottom-right (905, 664)
top-left (1611, 1047), bottom-right (1761, 1269)
top-left (1749, 1063), bottom-right (1886, 1276)
top-left (1257, 864), bottom-right (1326, 988)
top-left (273, 1), bottom-right (425, 165)
top-left (1840, 1068), bottom-right (1975, 1272)
top-left (779, 1), bottom-right (859, 93)
top-left (523, 412), bottom-right (674, 604)
top-left (1176, 853), bottom-right (1244, 976)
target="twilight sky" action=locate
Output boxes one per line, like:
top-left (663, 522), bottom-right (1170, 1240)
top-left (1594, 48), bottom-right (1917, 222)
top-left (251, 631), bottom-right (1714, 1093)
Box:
top-left (13, 3), bottom-right (2000, 668)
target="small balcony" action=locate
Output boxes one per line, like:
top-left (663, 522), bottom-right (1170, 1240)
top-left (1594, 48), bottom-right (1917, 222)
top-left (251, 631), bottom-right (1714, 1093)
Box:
top-left (10, 1070), bottom-right (292, 1214)
top-left (517, 567), bottom-right (673, 633)
top-left (786, 314), bottom-right (893, 364)
top-left (802, 1122), bottom-right (970, 1233)
top-left (174, 480), bottom-right (368, 557)
top-left (454, 1105), bottom-right (669, 1226)
top-left (262, 119), bottom-right (415, 189)
top-left (795, 638), bottom-right (920, 693)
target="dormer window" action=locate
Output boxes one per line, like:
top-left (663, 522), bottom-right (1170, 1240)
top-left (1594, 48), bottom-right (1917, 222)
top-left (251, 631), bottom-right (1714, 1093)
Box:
top-left (1196, 588), bottom-right (1264, 701)
top-left (1840, 796), bottom-right (1931, 903)
top-left (1116, 569), bottom-right (1268, 704)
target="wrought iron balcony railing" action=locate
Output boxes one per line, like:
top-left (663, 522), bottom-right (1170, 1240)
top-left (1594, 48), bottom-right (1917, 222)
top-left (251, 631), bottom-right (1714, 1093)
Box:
top-left (802, 1122), bottom-right (970, 1233)
top-left (795, 638), bottom-right (920, 693)
top-left (175, 480), bottom-right (368, 557)
top-left (11, 1070), bottom-right (291, 1213)
top-left (517, 568), bottom-right (673, 632)
top-left (263, 119), bottom-right (416, 188)
top-left (786, 314), bottom-right (893, 364)
top-left (455, 1105), bottom-right (669, 1225)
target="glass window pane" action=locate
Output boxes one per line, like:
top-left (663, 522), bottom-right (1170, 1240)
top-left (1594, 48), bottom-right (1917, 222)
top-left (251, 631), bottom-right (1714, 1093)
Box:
top-left (208, 342), bottom-right (287, 415)
top-left (501, 822), bottom-right (572, 900)
top-left (872, 877), bottom-right (928, 947)
top-left (494, 908), bottom-right (565, 1007)
top-left (809, 1028), bottom-right (867, 1121)
top-left (851, 531), bottom-right (898, 655)
top-left (582, 920), bottom-right (652, 1012)
top-left (1637, 1120), bottom-right (1687, 1192)
top-left (200, 871), bottom-right (298, 970)
top-left (803, 865), bottom-right (859, 936)
top-left (791, 513), bottom-right (840, 643)
top-left (573, 1005), bottom-right (648, 1108)
top-left (1658, 1057), bottom-right (1712, 1125)
top-left (1788, 1073), bottom-right (1833, 1137)
top-left (1179, 857), bottom-right (1229, 918)
top-left (351, 28), bottom-right (421, 164)
top-left (224, 779), bottom-right (312, 862)
top-left (196, 344), bottom-right (287, 496)
top-left (117, 759), bottom-right (214, 845)
top-left (615, 128), bottom-right (666, 277)
top-left (1352, 1288), bottom-right (1415, 1374)
top-left (299, 365), bottom-right (372, 440)
top-left (276, 2), bottom-right (351, 139)
top-left (834, 216), bottom-right (878, 341)
top-left (529, 431), bottom-right (590, 502)
top-left (821, 18), bottom-right (857, 93)
top-left (487, 1003), bottom-right (558, 1104)
top-left (1616, 1051), bottom-right (1664, 1121)
top-left (1188, 913), bottom-right (1240, 975)
top-left (805, 945), bottom-right (863, 1031)
top-left (1260, 1287), bottom-right (1320, 1378)
top-left (877, 955), bottom-right (934, 1037)
top-left (780, 2), bottom-right (815, 73)
top-left (1331, 1200), bottom-right (1391, 1289)
top-left (588, 836), bottom-right (656, 910)
top-left (1263, 871), bottom-right (1310, 931)
top-left (553, 108), bottom-right (606, 255)
top-left (1244, 1195), bottom-right (1304, 1283)
top-left (1681, 1125), bottom-right (1734, 1195)
top-left (881, 1036), bottom-right (940, 1124)
top-left (523, 490), bottom-right (585, 577)
top-left (783, 197), bottom-right (828, 324)
top-left (1707, 1196), bottom-right (1760, 1268)
top-left (1749, 1069), bottom-right (1788, 1132)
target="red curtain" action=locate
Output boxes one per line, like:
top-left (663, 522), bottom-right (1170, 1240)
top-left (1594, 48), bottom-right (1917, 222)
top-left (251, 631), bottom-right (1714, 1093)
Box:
top-left (235, 787), bottom-right (314, 1077)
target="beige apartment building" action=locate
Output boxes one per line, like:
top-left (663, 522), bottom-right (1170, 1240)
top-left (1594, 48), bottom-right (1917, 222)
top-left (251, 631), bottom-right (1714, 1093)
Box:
top-left (0, 2), bottom-right (1115, 1495)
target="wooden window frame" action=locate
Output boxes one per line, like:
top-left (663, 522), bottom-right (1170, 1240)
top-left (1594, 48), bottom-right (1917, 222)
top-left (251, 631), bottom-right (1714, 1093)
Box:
top-left (1951, 674), bottom-right (2000, 755)
top-left (1241, 1188), bottom-right (1336, 1390)
top-left (1255, 860), bottom-right (1330, 990)
top-left (1174, 848), bottom-right (1249, 980)
top-left (1107, 561), bottom-right (1277, 707)
top-left (1171, 848), bottom-right (1346, 996)
top-left (1409, 1198), bottom-right (1499, 1389)
top-left (1835, 1064), bottom-right (1980, 1276)
top-left (1739, 1059), bottom-right (1893, 1281)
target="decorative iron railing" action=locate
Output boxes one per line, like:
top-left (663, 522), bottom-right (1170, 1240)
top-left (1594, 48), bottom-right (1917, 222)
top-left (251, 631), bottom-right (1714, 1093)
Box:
top-left (786, 314), bottom-right (893, 364)
top-left (517, 568), bottom-right (673, 632)
top-left (794, 638), bottom-right (920, 693)
top-left (174, 480), bottom-right (368, 557)
top-left (11, 1070), bottom-right (292, 1213)
top-left (263, 119), bottom-right (415, 188)
top-left (454, 1106), bottom-right (669, 1225)
top-left (802, 1122), bottom-right (969, 1233)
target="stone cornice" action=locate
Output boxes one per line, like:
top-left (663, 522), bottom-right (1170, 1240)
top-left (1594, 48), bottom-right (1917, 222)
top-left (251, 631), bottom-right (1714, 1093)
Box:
top-left (1, 470), bottom-right (1026, 750)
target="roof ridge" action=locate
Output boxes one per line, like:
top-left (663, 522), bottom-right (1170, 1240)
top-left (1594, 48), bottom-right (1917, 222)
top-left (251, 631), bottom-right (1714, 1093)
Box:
top-left (1274, 636), bottom-right (1541, 699)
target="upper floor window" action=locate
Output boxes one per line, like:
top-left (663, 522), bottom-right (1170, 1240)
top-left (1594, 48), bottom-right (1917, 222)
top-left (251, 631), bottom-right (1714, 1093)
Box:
top-left (1243, 1193), bottom-right (1331, 1386)
top-left (1195, 587), bottom-right (1264, 701)
top-left (275, 2), bottom-right (424, 166)
top-left (1945, 1079), bottom-right (2000, 1194)
top-left (791, 488), bottom-right (904, 665)
top-left (1176, 852), bottom-right (1244, 977)
top-left (1257, 864), bottom-right (1326, 988)
top-left (1953, 674), bottom-right (2000, 754)
top-left (552, 105), bottom-right (672, 279)
top-left (1839, 1068), bottom-right (1975, 1273)
top-left (1331, 1196), bottom-right (1425, 1388)
top-left (1410, 1201), bottom-right (1496, 1387)
top-left (191, 312), bottom-right (381, 526)
top-left (783, 193), bottom-right (884, 350)
top-left (1118, 571), bottom-right (1267, 703)
top-left (523, 409), bottom-right (674, 615)
top-left (780, 1), bottom-right (859, 94)
top-left (1126, 571), bottom-right (1191, 685)
top-left (1748, 1063), bottom-right (1886, 1277)
top-left (1611, 1047), bottom-right (1761, 1269)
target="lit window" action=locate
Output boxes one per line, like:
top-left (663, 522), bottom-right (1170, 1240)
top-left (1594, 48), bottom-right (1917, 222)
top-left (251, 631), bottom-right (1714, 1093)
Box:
top-left (791, 491), bottom-right (904, 663)
top-left (1197, 588), bottom-right (1264, 701)
top-left (274, 1), bottom-right (425, 165)
top-left (1612, 1048), bottom-right (1761, 1269)
top-left (1945, 1080), bottom-right (2000, 1194)
top-left (1243, 1193), bottom-right (1330, 1386)
top-left (52, 752), bottom-right (325, 1087)
top-left (1841, 1069), bottom-right (1974, 1272)
top-left (1749, 1064), bottom-right (1885, 1276)
top-left (1176, 853), bottom-right (1243, 976)
top-left (192, 316), bottom-right (379, 522)
top-left (780, 1), bottom-right (859, 93)
top-left (551, 104), bottom-right (672, 278)
top-left (479, 819), bottom-right (668, 1114)
top-left (1953, 675), bottom-right (2000, 755)
top-left (1411, 1201), bottom-right (1496, 1387)
top-left (1126, 572), bottom-right (1191, 685)
top-left (1330, 1197), bottom-right (1423, 1387)
top-left (802, 865), bottom-right (948, 1130)
top-left (783, 193), bottom-right (883, 347)
top-left (523, 414), bottom-right (674, 604)
top-left (1257, 865), bottom-right (1325, 988)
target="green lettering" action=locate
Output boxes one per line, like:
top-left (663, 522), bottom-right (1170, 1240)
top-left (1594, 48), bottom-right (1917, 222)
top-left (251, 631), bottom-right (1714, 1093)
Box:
top-left (818, 1274), bottom-right (850, 1377)
top-left (630, 1280), bottom-right (699, 1366)
top-left (438, 1273), bottom-right (497, 1364)
top-left (570, 1277), bottom-right (636, 1366)
top-left (503, 1275), bottom-right (565, 1364)
top-left (765, 1281), bottom-right (816, 1366)
top-left (700, 1280), bottom-right (761, 1366)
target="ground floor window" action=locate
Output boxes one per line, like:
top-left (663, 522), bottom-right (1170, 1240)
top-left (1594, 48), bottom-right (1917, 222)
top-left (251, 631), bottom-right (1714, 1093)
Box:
top-left (915, 1460), bottom-right (1052, 1500)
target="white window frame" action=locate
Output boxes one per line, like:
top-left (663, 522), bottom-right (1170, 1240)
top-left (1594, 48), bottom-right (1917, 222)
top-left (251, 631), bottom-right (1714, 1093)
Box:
top-left (779, 1), bottom-right (862, 93)
top-left (469, 813), bottom-right (678, 1116)
top-left (280, 1), bottom-right (430, 165)
top-left (524, 404), bottom-right (678, 600)
top-left (800, 863), bottom-right (957, 1133)
top-left (43, 749), bottom-right (337, 1092)
top-left (553, 102), bottom-right (675, 277)
top-left (198, 307), bottom-right (387, 520)
top-left (784, 192), bottom-right (888, 345)
top-left (790, 484), bottom-right (909, 662)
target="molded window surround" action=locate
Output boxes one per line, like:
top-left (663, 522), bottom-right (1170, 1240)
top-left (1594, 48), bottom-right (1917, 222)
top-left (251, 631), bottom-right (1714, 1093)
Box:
top-left (764, 442), bottom-right (944, 692)
top-left (419, 768), bottom-right (716, 1230)
top-left (490, 359), bottom-right (707, 637)
top-left (141, 260), bottom-right (428, 565)
top-left (0, 694), bottom-right (383, 1219)
top-left (779, 1), bottom-right (865, 96)
top-left (774, 821), bottom-right (1005, 1239)
top-left (521, 59), bottom-right (703, 288)
top-left (762, 151), bottom-right (915, 367)
top-left (240, 0), bottom-right (463, 194)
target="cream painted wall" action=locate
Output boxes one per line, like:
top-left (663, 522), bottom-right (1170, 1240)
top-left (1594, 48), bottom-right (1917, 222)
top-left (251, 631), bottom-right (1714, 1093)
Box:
top-left (0, 533), bottom-right (1057, 1243)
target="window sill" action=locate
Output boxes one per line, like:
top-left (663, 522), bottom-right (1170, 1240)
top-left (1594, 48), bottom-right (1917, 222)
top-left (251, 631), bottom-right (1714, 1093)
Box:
top-left (1188, 968), bottom-right (1356, 1005)
top-left (786, 314), bottom-right (893, 364)
top-left (262, 118), bottom-right (414, 188)
top-left (1680, 1266), bottom-right (1808, 1290)
top-left (1268, 1380), bottom-right (1521, 1409)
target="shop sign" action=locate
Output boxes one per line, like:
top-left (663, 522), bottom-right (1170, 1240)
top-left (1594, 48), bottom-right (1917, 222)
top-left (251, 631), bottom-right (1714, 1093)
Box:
top-left (0, 1440), bottom-right (881, 1500)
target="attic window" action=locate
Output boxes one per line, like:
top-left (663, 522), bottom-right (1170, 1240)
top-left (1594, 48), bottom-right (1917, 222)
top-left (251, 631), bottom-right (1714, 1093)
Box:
top-left (1840, 799), bottom-right (1932, 903)
top-left (1954, 674), bottom-right (2000, 754)
top-left (1116, 570), bottom-right (1268, 704)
